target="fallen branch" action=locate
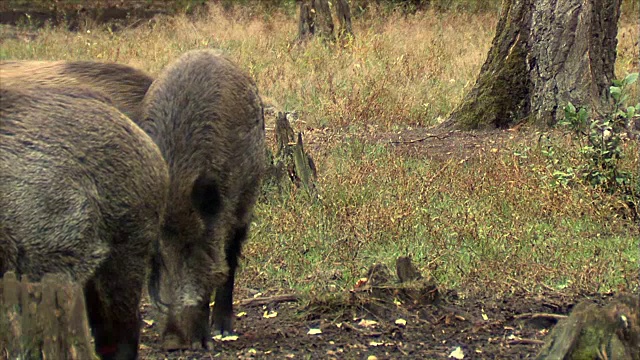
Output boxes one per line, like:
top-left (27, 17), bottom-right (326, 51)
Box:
top-left (389, 133), bottom-right (450, 144)
top-left (513, 313), bottom-right (568, 321)
top-left (341, 321), bottom-right (383, 337)
top-left (236, 294), bottom-right (299, 307)
top-left (507, 338), bottom-right (545, 345)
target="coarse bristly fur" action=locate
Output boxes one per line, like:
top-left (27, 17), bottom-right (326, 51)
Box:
top-left (0, 60), bottom-right (154, 124)
top-left (142, 49), bottom-right (266, 350)
top-left (0, 84), bottom-right (169, 360)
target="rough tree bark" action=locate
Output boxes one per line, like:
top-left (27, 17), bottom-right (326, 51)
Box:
top-left (335, 0), bottom-right (354, 39)
top-left (298, 0), bottom-right (353, 41)
top-left (0, 272), bottom-right (98, 359)
top-left (298, 0), bottom-right (315, 40)
top-left (312, 0), bottom-right (334, 39)
top-left (265, 111), bottom-right (317, 198)
top-left (445, 0), bottom-right (621, 130)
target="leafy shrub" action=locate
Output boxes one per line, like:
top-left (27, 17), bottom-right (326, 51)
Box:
top-left (558, 73), bottom-right (640, 218)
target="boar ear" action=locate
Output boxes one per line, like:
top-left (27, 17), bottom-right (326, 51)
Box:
top-left (191, 174), bottom-right (221, 218)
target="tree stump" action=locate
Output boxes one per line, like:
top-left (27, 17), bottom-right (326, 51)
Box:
top-left (535, 294), bottom-right (639, 360)
top-left (266, 111), bottom-right (317, 198)
top-left (0, 272), bottom-right (98, 360)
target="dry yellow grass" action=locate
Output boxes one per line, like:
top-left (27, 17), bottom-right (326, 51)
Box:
top-left (1, 4), bottom-right (638, 298)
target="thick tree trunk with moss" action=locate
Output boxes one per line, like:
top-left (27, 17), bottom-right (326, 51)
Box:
top-left (445, 0), bottom-right (621, 130)
top-left (0, 272), bottom-right (98, 360)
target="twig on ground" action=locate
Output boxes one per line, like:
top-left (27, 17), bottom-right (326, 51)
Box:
top-left (389, 133), bottom-right (450, 144)
top-left (236, 294), bottom-right (299, 307)
top-left (506, 338), bottom-right (545, 345)
top-left (341, 322), bottom-right (383, 337)
top-left (513, 312), bottom-right (568, 321)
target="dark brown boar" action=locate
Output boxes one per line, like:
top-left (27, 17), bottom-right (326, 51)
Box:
top-left (142, 49), bottom-right (266, 350)
top-left (0, 85), bottom-right (169, 360)
top-left (0, 60), bottom-right (153, 123)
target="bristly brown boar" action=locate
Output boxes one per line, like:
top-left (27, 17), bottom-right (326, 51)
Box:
top-left (0, 60), bottom-right (153, 123)
top-left (142, 49), bottom-right (266, 350)
top-left (0, 84), bottom-right (169, 360)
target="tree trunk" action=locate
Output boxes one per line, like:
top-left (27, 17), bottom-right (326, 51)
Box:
top-left (298, 0), bottom-right (315, 40)
top-left (335, 0), bottom-right (354, 39)
top-left (445, 0), bottom-right (621, 130)
top-left (0, 272), bottom-right (98, 360)
top-left (297, 0), bottom-right (335, 41)
top-left (313, 0), bottom-right (335, 40)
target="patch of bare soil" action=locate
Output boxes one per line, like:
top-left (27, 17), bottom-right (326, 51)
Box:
top-left (139, 287), bottom-right (622, 359)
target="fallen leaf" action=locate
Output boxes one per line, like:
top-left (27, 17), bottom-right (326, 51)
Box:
top-left (395, 318), bottom-right (407, 326)
top-left (358, 319), bottom-right (378, 327)
top-left (367, 356), bottom-right (378, 360)
top-left (307, 328), bottom-right (322, 335)
top-left (355, 277), bottom-right (368, 288)
top-left (369, 341), bottom-right (384, 347)
top-left (263, 310), bottom-right (278, 318)
top-left (213, 334), bottom-right (239, 342)
top-left (142, 319), bottom-right (154, 327)
top-left (237, 311), bottom-right (247, 318)
top-left (449, 346), bottom-right (464, 359)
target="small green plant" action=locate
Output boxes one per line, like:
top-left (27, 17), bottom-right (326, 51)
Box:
top-left (558, 73), bottom-right (639, 216)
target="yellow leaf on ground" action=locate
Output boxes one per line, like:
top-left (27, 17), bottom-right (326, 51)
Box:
top-left (213, 334), bottom-right (239, 342)
top-left (358, 319), bottom-right (378, 327)
top-left (263, 310), bottom-right (278, 318)
top-left (449, 346), bottom-right (464, 359)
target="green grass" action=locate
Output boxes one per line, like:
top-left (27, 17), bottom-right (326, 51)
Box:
top-left (1, 3), bottom-right (638, 300)
top-left (246, 136), bottom-right (638, 297)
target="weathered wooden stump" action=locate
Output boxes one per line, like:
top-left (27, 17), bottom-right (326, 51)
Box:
top-left (536, 294), bottom-right (639, 360)
top-left (350, 257), bottom-right (440, 310)
top-left (266, 111), bottom-right (317, 198)
top-left (0, 272), bottom-right (98, 360)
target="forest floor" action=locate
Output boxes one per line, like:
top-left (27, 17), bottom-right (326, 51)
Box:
top-left (139, 127), bottom-right (630, 360)
top-left (139, 265), bottom-right (618, 359)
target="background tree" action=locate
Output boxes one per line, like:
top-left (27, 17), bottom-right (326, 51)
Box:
top-left (297, 0), bottom-right (354, 41)
top-left (444, 0), bottom-right (622, 130)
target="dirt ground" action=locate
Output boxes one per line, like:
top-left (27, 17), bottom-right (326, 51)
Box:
top-left (139, 286), bottom-right (619, 359)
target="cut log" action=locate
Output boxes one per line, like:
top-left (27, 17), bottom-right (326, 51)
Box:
top-left (0, 272), bottom-right (97, 360)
